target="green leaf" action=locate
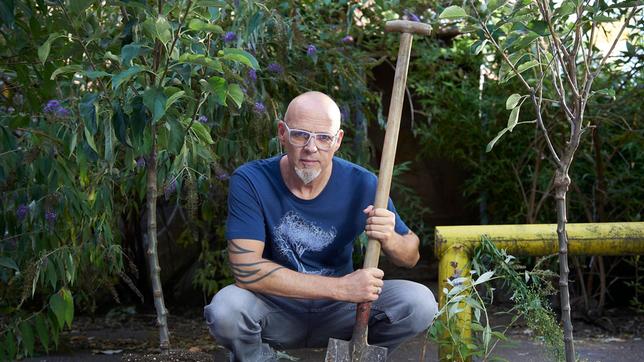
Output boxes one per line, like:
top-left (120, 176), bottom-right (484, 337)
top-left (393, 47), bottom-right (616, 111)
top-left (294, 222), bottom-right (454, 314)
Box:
top-left (112, 103), bottom-right (131, 147)
top-left (507, 105), bottom-right (520, 131)
top-left (61, 288), bottom-right (74, 328)
top-left (439, 5), bottom-right (467, 19)
top-left (46, 260), bottom-right (57, 290)
top-left (166, 119), bottom-right (186, 154)
top-left (178, 53), bottom-right (223, 72)
top-left (69, 0), bottom-right (94, 14)
top-left (84, 125), bottom-right (99, 153)
top-left (165, 90), bottom-right (186, 111)
top-left (486, 128), bottom-right (508, 152)
top-left (488, 0), bottom-right (508, 13)
top-left (19, 321), bottom-right (35, 356)
top-left (227, 84), bottom-right (244, 108)
top-left (112, 66), bottom-right (142, 91)
top-left (188, 19), bottom-right (223, 33)
top-left (191, 121), bottom-right (214, 145)
top-left (555, 1), bottom-right (576, 18)
top-left (527, 20), bottom-right (550, 36)
top-left (207, 76), bottom-right (227, 104)
top-left (50, 64), bottom-right (83, 80)
top-left (0, 257), bottom-right (19, 271)
top-left (0, 0), bottom-right (15, 27)
top-left (594, 88), bottom-right (616, 99)
top-left (129, 96), bottom-right (148, 141)
top-left (516, 60), bottom-right (539, 74)
top-left (473, 270), bottom-right (495, 285)
top-left (79, 93), bottom-right (99, 134)
top-left (104, 113), bottom-right (114, 161)
top-left (67, 130), bottom-right (78, 158)
top-left (471, 39), bottom-right (488, 55)
top-left (121, 43), bottom-right (144, 67)
top-left (49, 293), bottom-right (66, 329)
top-left (505, 94), bottom-right (522, 110)
top-left (38, 33), bottom-right (61, 64)
top-left (143, 87), bottom-right (167, 123)
top-left (483, 325), bottom-right (492, 347)
top-left (5, 331), bottom-right (16, 360)
top-left (594, 14), bottom-right (617, 22)
top-left (220, 48), bottom-right (260, 69)
top-left (34, 315), bottom-right (49, 353)
top-left (155, 16), bottom-right (172, 44)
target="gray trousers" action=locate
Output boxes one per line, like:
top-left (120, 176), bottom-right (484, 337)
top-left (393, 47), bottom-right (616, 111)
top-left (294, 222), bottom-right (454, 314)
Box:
top-left (203, 279), bottom-right (438, 361)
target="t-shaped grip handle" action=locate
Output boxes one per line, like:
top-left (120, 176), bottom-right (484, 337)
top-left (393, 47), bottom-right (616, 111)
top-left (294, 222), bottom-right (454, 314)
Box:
top-left (385, 20), bottom-right (431, 35)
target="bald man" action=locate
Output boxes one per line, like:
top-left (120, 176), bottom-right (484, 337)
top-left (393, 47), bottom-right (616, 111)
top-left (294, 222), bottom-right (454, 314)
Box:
top-left (204, 92), bottom-right (437, 361)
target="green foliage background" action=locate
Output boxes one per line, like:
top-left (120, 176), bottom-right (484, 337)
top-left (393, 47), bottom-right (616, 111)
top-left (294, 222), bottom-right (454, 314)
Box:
top-left (0, 0), bottom-right (642, 359)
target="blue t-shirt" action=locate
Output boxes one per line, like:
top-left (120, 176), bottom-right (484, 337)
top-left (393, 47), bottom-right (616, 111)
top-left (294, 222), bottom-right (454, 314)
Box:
top-left (225, 155), bottom-right (409, 277)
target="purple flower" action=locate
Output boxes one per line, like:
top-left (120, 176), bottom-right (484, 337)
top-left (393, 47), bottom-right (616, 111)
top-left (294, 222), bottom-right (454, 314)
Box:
top-left (43, 99), bottom-right (70, 118)
top-left (198, 115), bottom-right (208, 123)
top-left (341, 35), bottom-right (354, 44)
top-left (136, 157), bottom-right (146, 168)
top-left (216, 171), bottom-right (230, 181)
top-left (16, 204), bottom-right (28, 221)
top-left (253, 102), bottom-right (266, 113)
top-left (43, 100), bottom-right (61, 113)
top-left (45, 209), bottom-right (57, 224)
top-left (223, 31), bottom-right (236, 43)
top-left (267, 63), bottom-right (283, 74)
top-left (164, 179), bottom-right (177, 200)
top-left (247, 69), bottom-right (257, 82)
top-left (306, 44), bottom-right (317, 57)
top-left (55, 107), bottom-right (70, 118)
top-left (404, 9), bottom-right (421, 22)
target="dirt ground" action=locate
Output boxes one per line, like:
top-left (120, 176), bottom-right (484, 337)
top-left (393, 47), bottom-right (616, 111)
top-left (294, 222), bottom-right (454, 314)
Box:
top-left (20, 300), bottom-right (644, 362)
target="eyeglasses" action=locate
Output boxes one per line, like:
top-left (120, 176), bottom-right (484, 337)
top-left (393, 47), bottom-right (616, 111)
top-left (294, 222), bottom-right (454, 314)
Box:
top-left (283, 122), bottom-right (339, 151)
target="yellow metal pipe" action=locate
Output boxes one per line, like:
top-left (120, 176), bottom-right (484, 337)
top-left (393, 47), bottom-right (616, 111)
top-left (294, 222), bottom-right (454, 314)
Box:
top-left (434, 222), bottom-right (644, 361)
top-left (436, 222), bottom-right (644, 257)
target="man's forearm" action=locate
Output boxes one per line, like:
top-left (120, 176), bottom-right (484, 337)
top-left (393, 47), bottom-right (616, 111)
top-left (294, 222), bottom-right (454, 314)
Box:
top-left (228, 240), bottom-right (343, 300)
top-left (381, 231), bottom-right (420, 268)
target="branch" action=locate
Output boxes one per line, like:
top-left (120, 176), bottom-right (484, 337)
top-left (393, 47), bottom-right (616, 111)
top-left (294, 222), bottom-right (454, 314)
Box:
top-left (546, 41), bottom-right (576, 123)
top-left (469, 1), bottom-right (533, 92)
top-left (530, 91), bottom-right (561, 164)
top-left (587, 4), bottom-right (640, 93)
top-left (158, 0), bottom-right (193, 87)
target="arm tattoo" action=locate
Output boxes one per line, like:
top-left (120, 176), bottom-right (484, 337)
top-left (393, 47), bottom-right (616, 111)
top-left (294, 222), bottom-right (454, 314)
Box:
top-left (229, 259), bottom-right (284, 285)
top-left (233, 266), bottom-right (285, 284)
top-left (228, 240), bottom-right (253, 254)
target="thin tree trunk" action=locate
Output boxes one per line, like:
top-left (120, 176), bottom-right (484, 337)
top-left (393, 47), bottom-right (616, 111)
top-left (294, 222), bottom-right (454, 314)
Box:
top-left (146, 132), bottom-right (170, 351)
top-left (554, 169), bottom-right (575, 361)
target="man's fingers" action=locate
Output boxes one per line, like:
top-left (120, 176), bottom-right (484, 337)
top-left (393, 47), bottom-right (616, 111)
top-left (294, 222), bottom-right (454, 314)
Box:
top-left (366, 267), bottom-right (384, 279)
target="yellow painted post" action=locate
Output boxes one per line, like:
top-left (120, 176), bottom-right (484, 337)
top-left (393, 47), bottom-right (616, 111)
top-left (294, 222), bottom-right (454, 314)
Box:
top-left (437, 242), bottom-right (471, 361)
top-left (434, 222), bottom-right (644, 361)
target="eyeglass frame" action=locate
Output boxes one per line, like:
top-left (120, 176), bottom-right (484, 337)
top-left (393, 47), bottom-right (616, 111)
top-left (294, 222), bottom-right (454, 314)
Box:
top-left (281, 121), bottom-right (341, 151)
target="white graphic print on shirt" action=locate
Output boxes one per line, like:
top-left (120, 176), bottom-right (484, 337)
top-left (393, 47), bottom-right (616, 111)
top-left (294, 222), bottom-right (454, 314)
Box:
top-left (272, 211), bottom-right (336, 275)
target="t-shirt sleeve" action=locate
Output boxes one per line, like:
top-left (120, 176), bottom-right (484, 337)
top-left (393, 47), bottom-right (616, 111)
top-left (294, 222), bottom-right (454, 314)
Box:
top-left (225, 172), bottom-right (266, 242)
top-left (388, 197), bottom-right (410, 236)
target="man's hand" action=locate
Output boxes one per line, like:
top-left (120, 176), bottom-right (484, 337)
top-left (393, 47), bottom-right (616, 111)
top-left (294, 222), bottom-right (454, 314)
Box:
top-left (338, 268), bottom-right (384, 303)
top-left (362, 205), bottom-right (421, 269)
top-left (363, 205), bottom-right (396, 248)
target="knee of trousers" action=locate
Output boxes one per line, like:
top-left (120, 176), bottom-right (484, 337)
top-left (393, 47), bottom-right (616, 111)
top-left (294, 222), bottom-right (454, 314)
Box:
top-left (203, 285), bottom-right (258, 342)
top-left (396, 282), bottom-right (439, 334)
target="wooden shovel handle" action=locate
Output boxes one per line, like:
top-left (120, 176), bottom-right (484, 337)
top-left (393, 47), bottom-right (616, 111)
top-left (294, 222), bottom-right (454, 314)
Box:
top-left (362, 32), bottom-right (415, 270)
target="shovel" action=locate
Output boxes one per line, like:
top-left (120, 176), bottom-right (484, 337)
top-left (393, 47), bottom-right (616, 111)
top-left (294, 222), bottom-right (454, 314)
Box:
top-left (325, 20), bottom-right (431, 362)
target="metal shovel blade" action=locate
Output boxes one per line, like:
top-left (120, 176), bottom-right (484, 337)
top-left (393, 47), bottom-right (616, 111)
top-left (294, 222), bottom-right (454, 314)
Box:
top-left (325, 338), bottom-right (387, 362)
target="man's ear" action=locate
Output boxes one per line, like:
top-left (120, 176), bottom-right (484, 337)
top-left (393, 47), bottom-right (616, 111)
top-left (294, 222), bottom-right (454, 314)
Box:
top-left (277, 121), bottom-right (287, 144)
top-left (334, 129), bottom-right (345, 150)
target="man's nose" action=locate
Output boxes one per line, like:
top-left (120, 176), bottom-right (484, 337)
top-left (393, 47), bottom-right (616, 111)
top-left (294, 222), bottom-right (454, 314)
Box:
top-left (303, 136), bottom-right (318, 152)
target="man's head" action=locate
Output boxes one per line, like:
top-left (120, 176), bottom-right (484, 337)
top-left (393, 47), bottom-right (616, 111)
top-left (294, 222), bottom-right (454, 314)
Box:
top-left (279, 91), bottom-right (344, 185)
